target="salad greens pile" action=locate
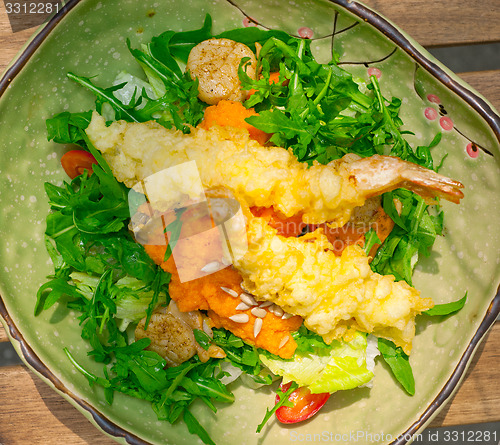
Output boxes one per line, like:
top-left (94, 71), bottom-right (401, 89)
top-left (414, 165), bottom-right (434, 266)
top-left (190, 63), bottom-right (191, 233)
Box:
top-left (37, 14), bottom-right (466, 445)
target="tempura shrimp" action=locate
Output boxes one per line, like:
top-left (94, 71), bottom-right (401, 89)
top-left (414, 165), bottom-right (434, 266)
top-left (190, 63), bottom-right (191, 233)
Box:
top-left (86, 114), bottom-right (463, 228)
top-left (234, 216), bottom-right (432, 354)
top-left (187, 38), bottom-right (257, 105)
top-left (87, 115), bottom-right (463, 353)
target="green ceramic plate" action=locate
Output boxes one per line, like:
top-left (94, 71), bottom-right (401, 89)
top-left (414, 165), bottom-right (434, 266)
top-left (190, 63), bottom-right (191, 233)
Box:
top-left (1, 1), bottom-right (499, 444)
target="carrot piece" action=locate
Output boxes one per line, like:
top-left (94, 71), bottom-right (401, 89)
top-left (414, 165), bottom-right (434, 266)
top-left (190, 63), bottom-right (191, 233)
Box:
top-left (199, 100), bottom-right (270, 145)
top-left (250, 206), bottom-right (306, 238)
top-left (142, 209), bottom-right (303, 358)
top-left (246, 71), bottom-right (285, 98)
top-left (310, 205), bottom-right (395, 257)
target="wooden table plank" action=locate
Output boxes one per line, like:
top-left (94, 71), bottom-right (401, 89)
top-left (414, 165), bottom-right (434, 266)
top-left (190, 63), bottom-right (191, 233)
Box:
top-left (362, 0), bottom-right (500, 47)
top-left (459, 70), bottom-right (500, 112)
top-left (0, 365), bottom-right (116, 444)
top-left (0, 2), bottom-right (40, 72)
top-left (0, 322), bottom-right (498, 443)
top-left (430, 322), bottom-right (500, 427)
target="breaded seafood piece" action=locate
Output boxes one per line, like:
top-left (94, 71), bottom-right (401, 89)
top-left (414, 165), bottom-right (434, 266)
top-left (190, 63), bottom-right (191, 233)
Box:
top-left (87, 112), bottom-right (463, 228)
top-left (88, 114), bottom-right (463, 353)
top-left (234, 216), bottom-right (432, 354)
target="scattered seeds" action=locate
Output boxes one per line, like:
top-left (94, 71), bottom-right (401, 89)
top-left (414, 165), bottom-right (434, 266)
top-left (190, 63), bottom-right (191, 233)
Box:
top-left (271, 304), bottom-right (284, 317)
top-left (278, 336), bottom-right (289, 349)
top-left (236, 302), bottom-right (252, 311)
top-left (281, 312), bottom-right (293, 320)
top-left (240, 292), bottom-right (258, 306)
top-left (253, 318), bottom-right (263, 337)
top-left (250, 307), bottom-right (267, 318)
top-left (220, 286), bottom-right (238, 298)
top-left (240, 283), bottom-right (250, 293)
top-left (229, 314), bottom-right (249, 323)
top-left (258, 301), bottom-right (273, 308)
top-left (201, 261), bottom-right (220, 273)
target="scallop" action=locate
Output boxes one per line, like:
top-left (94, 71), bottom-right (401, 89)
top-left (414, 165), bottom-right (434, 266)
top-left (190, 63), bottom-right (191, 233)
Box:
top-left (186, 38), bottom-right (257, 105)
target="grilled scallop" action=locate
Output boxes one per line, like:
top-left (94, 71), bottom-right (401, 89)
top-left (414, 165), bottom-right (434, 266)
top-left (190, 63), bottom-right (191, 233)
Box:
top-left (135, 301), bottom-right (225, 366)
top-left (186, 38), bottom-right (257, 105)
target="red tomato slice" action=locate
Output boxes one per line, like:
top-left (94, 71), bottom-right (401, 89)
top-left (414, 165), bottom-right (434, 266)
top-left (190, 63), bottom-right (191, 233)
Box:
top-left (276, 382), bottom-right (330, 424)
top-left (61, 150), bottom-right (98, 179)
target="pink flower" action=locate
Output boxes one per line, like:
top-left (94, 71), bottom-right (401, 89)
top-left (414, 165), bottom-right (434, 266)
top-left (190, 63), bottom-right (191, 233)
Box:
top-left (298, 27), bottom-right (313, 39)
top-left (427, 94), bottom-right (441, 104)
top-left (243, 17), bottom-right (257, 27)
top-left (466, 142), bottom-right (479, 158)
top-left (367, 67), bottom-right (382, 79)
top-left (439, 116), bottom-right (454, 131)
top-left (424, 107), bottom-right (438, 120)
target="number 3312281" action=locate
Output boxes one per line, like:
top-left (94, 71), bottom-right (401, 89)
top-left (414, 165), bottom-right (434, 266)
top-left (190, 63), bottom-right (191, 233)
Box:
top-left (5, 2), bottom-right (59, 14)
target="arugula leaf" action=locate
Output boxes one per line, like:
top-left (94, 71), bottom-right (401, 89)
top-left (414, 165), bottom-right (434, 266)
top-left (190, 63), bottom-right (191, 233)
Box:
top-left (371, 189), bottom-right (444, 285)
top-left (183, 409), bottom-right (216, 445)
top-left (363, 228), bottom-right (381, 256)
top-left (256, 381), bottom-right (298, 433)
top-left (291, 324), bottom-right (332, 354)
top-left (241, 40), bottom-right (441, 166)
top-left (180, 370), bottom-right (234, 403)
top-left (216, 27), bottom-right (290, 53)
top-left (67, 47), bottom-right (205, 133)
top-left (151, 13), bottom-right (290, 65)
top-left (423, 292), bottom-right (467, 316)
top-left (114, 343), bottom-right (168, 393)
top-left (193, 329), bottom-right (212, 351)
top-left (377, 338), bottom-right (415, 395)
top-left (64, 348), bottom-right (112, 387)
top-left (150, 14), bottom-right (213, 66)
top-left (46, 111), bottom-right (92, 146)
top-left (213, 328), bottom-right (274, 384)
top-left (35, 277), bottom-right (82, 315)
top-left (67, 73), bottom-right (140, 122)
top-left (239, 37), bottom-right (372, 163)
top-left (40, 162), bottom-right (170, 362)
top-left (369, 75), bottom-right (436, 169)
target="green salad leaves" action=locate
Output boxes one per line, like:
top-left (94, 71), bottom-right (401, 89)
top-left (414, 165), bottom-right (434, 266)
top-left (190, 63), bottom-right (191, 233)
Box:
top-left (261, 331), bottom-right (374, 394)
top-left (240, 38), bottom-right (439, 166)
top-left (36, 13), bottom-right (466, 445)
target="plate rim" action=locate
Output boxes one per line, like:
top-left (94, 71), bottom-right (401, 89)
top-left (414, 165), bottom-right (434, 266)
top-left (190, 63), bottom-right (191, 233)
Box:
top-left (0, 0), bottom-right (499, 444)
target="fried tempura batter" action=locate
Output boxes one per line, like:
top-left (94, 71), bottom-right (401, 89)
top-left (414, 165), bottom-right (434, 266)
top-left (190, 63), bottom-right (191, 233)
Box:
top-left (235, 217), bottom-right (432, 354)
top-left (87, 113), bottom-right (463, 228)
top-left (86, 113), bottom-right (464, 353)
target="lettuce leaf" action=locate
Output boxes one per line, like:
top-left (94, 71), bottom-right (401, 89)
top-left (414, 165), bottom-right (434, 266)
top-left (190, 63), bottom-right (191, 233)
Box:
top-left (260, 331), bottom-right (373, 394)
top-left (70, 272), bottom-right (168, 331)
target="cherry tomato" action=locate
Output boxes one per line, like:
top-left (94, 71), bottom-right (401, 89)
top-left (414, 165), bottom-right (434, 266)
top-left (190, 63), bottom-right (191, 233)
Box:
top-left (60, 150), bottom-right (98, 179)
top-left (276, 382), bottom-right (331, 424)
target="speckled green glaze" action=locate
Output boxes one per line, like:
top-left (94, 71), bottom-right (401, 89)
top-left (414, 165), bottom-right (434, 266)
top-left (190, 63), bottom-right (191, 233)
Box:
top-left (0, 1), bottom-right (499, 445)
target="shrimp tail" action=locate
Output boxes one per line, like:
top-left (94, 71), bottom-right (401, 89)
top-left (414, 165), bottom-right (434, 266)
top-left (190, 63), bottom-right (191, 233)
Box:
top-left (344, 154), bottom-right (464, 204)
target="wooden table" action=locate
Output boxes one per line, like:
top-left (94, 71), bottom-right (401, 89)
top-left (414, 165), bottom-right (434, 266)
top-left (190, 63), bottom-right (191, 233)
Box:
top-left (1, 1), bottom-right (499, 444)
